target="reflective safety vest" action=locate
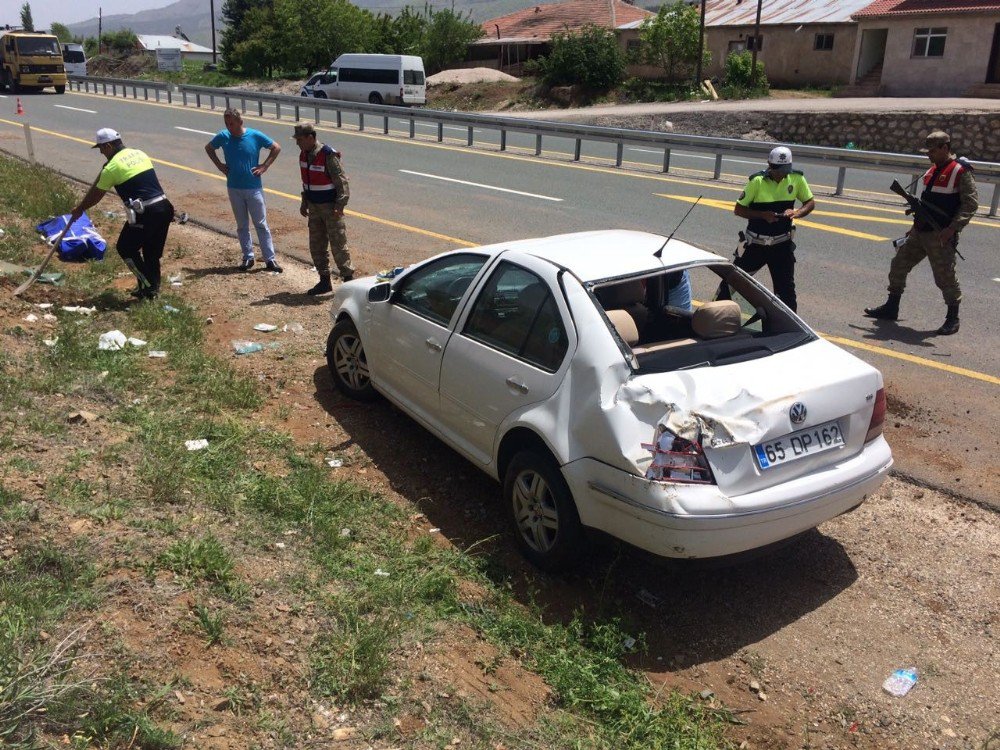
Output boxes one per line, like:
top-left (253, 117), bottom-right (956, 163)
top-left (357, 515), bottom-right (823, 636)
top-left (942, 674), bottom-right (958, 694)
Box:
top-left (918, 158), bottom-right (968, 228)
top-left (299, 145), bottom-right (340, 204)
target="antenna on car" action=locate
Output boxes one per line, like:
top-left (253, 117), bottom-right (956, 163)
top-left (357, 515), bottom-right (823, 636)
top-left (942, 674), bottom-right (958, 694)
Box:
top-left (654, 196), bottom-right (702, 258)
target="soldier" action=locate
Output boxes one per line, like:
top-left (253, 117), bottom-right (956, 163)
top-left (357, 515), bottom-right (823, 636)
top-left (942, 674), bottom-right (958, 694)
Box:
top-left (733, 146), bottom-right (816, 312)
top-left (292, 123), bottom-right (355, 295)
top-left (70, 127), bottom-right (174, 299)
top-left (864, 130), bottom-right (979, 335)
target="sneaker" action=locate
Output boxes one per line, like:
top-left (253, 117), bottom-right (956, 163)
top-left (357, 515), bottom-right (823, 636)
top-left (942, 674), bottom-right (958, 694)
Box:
top-left (240, 257), bottom-right (255, 272)
top-left (266, 260), bottom-right (283, 273)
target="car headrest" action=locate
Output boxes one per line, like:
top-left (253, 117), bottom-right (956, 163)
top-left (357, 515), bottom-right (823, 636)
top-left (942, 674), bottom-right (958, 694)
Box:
top-left (692, 300), bottom-right (741, 339)
top-left (597, 280), bottom-right (645, 309)
top-left (606, 309), bottom-right (639, 346)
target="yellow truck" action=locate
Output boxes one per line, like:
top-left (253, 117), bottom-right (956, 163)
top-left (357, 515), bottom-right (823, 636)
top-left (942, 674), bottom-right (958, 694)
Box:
top-left (1, 31), bottom-right (67, 94)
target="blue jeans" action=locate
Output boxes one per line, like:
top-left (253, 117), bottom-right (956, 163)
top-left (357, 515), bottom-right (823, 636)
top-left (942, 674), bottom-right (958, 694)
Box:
top-left (228, 188), bottom-right (276, 262)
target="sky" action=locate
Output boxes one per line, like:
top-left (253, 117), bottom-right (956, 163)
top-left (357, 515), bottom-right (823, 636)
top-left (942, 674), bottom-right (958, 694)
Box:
top-left (10, 0), bottom-right (171, 31)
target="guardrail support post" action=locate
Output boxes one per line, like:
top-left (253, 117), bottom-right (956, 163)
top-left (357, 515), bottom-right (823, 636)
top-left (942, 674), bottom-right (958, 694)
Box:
top-left (467, 126), bottom-right (473, 147)
top-left (409, 118), bottom-right (415, 138)
top-left (359, 113), bottom-right (365, 131)
top-left (835, 166), bottom-right (847, 196)
top-left (384, 115), bottom-right (389, 135)
top-left (662, 148), bottom-right (671, 173)
top-left (500, 130), bottom-right (507, 151)
top-left (535, 134), bottom-right (542, 156)
top-left (337, 109), bottom-right (342, 128)
top-left (131, 84), bottom-right (136, 98)
top-left (437, 123), bottom-right (443, 142)
top-left (210, 94), bottom-right (215, 110)
top-left (616, 142), bottom-right (624, 167)
top-left (111, 83), bottom-right (117, 96)
top-left (166, 87), bottom-right (171, 104)
top-left (196, 93), bottom-right (201, 108)
top-left (714, 153), bottom-right (723, 179)
top-left (991, 183), bottom-right (999, 218)
top-left (573, 138), bottom-right (581, 161)
top-left (102, 82), bottom-right (107, 95)
top-left (315, 106), bottom-right (320, 124)
top-left (241, 97), bottom-right (246, 113)
top-left (294, 104), bottom-right (300, 121)
top-left (224, 95), bottom-right (230, 110)
top-left (276, 102), bottom-right (282, 120)
top-left (143, 86), bottom-right (148, 101)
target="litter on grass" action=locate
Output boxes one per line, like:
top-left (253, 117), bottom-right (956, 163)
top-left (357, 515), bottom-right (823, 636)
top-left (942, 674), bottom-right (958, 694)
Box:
top-left (42, 313), bottom-right (57, 321)
top-left (148, 351), bottom-right (167, 358)
top-left (326, 458), bottom-right (344, 468)
top-left (232, 340), bottom-right (263, 355)
top-left (184, 439), bottom-right (209, 451)
top-left (253, 323), bottom-right (278, 332)
top-left (43, 338), bottom-right (58, 347)
top-left (98, 330), bottom-right (128, 351)
top-left (127, 337), bottom-right (147, 347)
top-left (36, 302), bottom-right (53, 309)
top-left (61, 305), bottom-right (97, 315)
top-left (283, 322), bottom-right (304, 334)
top-left (163, 304), bottom-right (180, 314)
top-left (23, 313), bottom-right (38, 322)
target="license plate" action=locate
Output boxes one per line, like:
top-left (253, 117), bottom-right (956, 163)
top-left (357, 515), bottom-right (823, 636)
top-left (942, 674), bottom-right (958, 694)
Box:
top-left (754, 420), bottom-right (844, 470)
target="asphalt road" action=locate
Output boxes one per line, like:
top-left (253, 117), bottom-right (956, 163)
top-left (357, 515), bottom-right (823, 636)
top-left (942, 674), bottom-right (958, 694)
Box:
top-left (2, 88), bottom-right (998, 507)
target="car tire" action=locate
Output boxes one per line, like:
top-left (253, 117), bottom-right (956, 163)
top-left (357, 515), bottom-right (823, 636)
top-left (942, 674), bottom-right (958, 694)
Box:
top-left (504, 451), bottom-right (585, 572)
top-left (326, 319), bottom-right (378, 402)
top-left (368, 92), bottom-right (383, 105)
top-left (55, 85), bottom-right (66, 94)
top-left (315, 91), bottom-right (327, 99)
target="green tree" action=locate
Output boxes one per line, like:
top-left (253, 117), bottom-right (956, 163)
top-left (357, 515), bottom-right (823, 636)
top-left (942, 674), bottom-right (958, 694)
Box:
top-left (721, 49), bottom-right (768, 98)
top-left (220, 0), bottom-right (274, 73)
top-left (100, 29), bottom-right (139, 56)
top-left (422, 6), bottom-right (482, 74)
top-left (50, 22), bottom-right (74, 42)
top-left (20, 2), bottom-right (34, 32)
top-left (533, 24), bottom-right (625, 92)
top-left (636, 0), bottom-right (708, 81)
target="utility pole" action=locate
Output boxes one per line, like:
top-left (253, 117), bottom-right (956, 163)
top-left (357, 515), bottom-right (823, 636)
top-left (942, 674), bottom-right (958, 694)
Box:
top-left (750, 0), bottom-right (762, 86)
top-left (210, 0), bottom-right (217, 64)
top-left (695, 0), bottom-right (706, 87)
top-left (98, 8), bottom-right (102, 56)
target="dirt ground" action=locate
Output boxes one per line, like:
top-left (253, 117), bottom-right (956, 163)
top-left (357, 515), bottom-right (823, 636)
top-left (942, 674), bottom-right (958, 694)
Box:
top-left (2, 205), bottom-right (998, 749)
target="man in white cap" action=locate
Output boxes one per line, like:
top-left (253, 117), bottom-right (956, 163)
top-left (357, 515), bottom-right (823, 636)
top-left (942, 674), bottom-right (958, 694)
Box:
top-left (731, 146), bottom-right (816, 312)
top-left (70, 128), bottom-right (174, 299)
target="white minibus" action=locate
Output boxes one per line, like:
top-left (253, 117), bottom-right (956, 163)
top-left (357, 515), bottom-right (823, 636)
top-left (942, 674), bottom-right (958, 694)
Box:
top-left (61, 43), bottom-right (87, 76)
top-left (312, 54), bottom-right (425, 106)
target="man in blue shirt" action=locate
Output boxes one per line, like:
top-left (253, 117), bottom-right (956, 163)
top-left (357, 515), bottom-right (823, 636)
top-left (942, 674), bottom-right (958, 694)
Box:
top-left (205, 108), bottom-right (282, 272)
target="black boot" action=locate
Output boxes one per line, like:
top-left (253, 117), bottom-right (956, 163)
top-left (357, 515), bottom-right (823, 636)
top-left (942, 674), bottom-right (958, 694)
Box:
top-left (307, 274), bottom-right (333, 296)
top-left (864, 293), bottom-right (901, 321)
top-left (937, 303), bottom-right (960, 335)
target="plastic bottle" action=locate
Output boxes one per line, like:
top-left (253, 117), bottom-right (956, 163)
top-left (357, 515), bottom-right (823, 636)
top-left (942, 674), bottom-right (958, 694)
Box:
top-left (882, 667), bottom-right (918, 697)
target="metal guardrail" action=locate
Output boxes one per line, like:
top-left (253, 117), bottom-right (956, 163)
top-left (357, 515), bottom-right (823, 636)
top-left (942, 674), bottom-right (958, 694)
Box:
top-left (69, 75), bottom-right (1000, 216)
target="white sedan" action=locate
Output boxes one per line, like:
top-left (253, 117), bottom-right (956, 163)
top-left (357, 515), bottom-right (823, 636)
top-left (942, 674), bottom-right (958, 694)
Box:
top-left (326, 230), bottom-right (892, 570)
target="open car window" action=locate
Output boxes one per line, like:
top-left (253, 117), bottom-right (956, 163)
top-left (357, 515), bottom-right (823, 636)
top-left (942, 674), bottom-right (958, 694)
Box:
top-left (593, 263), bottom-right (815, 372)
top-left (393, 253), bottom-right (488, 327)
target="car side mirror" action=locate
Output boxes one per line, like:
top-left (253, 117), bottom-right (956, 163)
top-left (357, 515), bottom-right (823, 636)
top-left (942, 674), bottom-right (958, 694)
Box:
top-left (368, 282), bottom-right (391, 303)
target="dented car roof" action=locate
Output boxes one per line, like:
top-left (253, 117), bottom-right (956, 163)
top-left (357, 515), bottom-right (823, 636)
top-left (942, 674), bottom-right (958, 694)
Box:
top-left (479, 230), bottom-right (724, 284)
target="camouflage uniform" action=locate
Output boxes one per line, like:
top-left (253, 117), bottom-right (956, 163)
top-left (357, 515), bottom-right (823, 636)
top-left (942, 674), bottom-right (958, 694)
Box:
top-left (885, 166), bottom-right (978, 305)
top-left (303, 145), bottom-right (355, 278)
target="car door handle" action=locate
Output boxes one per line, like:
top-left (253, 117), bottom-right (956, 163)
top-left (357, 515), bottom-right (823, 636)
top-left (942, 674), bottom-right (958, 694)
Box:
top-left (425, 337), bottom-right (442, 352)
top-left (505, 377), bottom-right (529, 394)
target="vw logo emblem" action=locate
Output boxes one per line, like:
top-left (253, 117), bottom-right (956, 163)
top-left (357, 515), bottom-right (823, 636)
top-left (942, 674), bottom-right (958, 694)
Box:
top-left (789, 402), bottom-right (807, 425)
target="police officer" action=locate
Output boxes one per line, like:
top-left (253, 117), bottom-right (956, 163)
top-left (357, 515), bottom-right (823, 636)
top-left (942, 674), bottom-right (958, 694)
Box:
top-left (733, 146), bottom-right (815, 312)
top-left (864, 130), bottom-right (979, 336)
top-left (293, 123), bottom-right (355, 295)
top-left (70, 127), bottom-right (174, 299)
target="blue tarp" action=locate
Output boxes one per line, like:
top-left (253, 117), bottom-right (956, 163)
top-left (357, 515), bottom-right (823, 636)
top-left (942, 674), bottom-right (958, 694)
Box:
top-left (36, 213), bottom-right (107, 262)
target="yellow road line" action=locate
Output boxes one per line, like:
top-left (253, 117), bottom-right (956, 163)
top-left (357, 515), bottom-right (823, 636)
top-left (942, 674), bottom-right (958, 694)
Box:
top-left (3, 114), bottom-right (996, 386)
top-left (656, 193), bottom-right (889, 241)
top-left (822, 335), bottom-right (1000, 385)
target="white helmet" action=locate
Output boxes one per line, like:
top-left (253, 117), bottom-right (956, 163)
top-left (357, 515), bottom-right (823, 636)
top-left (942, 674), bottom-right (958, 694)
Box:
top-left (768, 146), bottom-right (793, 167)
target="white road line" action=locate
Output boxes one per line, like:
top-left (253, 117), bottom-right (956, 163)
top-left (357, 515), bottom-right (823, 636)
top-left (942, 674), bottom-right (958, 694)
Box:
top-left (994, 277), bottom-right (1000, 283)
top-left (175, 126), bottom-right (217, 136)
top-left (399, 169), bottom-right (563, 201)
top-left (54, 104), bottom-right (97, 113)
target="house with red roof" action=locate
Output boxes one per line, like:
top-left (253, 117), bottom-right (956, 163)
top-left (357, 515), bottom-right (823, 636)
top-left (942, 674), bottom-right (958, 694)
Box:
top-left (844, 0), bottom-right (1000, 96)
top-left (467, 0), bottom-right (653, 75)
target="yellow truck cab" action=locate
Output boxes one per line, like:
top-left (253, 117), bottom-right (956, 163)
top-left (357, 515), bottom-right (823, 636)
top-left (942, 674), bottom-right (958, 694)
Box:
top-left (1, 31), bottom-right (67, 94)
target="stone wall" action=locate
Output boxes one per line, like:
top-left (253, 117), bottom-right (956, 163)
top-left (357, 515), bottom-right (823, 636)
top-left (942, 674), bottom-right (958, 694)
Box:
top-left (763, 113), bottom-right (1000, 163)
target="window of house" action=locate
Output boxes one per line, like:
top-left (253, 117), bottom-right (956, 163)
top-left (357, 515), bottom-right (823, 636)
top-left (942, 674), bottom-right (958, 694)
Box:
top-left (626, 39), bottom-right (641, 54)
top-left (746, 35), bottom-right (763, 52)
top-left (814, 33), bottom-right (834, 51)
top-left (728, 40), bottom-right (746, 54)
top-left (912, 27), bottom-right (947, 57)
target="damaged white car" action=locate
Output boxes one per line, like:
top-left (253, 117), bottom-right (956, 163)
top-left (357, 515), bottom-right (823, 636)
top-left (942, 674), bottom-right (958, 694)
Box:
top-left (326, 230), bottom-right (892, 570)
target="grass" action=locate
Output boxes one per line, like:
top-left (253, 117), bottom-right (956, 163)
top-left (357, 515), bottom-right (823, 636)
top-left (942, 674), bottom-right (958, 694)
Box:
top-left (0, 153), bottom-right (730, 748)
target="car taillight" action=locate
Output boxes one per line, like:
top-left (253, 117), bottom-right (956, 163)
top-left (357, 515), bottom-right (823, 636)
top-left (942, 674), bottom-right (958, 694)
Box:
top-left (643, 430), bottom-right (714, 484)
top-left (865, 387), bottom-right (887, 443)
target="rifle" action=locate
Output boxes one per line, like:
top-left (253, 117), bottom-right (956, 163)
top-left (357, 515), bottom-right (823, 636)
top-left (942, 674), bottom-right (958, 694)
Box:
top-left (889, 179), bottom-right (965, 260)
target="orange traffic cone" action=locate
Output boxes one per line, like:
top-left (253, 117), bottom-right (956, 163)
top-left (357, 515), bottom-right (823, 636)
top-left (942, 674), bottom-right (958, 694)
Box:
top-left (15, 97), bottom-right (24, 115)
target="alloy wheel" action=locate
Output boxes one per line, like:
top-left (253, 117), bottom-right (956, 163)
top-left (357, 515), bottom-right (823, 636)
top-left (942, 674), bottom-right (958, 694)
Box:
top-left (511, 469), bottom-right (559, 553)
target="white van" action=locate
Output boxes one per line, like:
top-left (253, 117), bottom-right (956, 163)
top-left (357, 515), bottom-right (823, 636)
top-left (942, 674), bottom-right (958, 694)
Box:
top-left (312, 54), bottom-right (425, 106)
top-left (61, 43), bottom-right (87, 76)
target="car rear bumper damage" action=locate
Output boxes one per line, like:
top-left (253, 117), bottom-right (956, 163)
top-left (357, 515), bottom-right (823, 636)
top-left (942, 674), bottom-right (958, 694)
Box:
top-left (563, 439), bottom-right (893, 558)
